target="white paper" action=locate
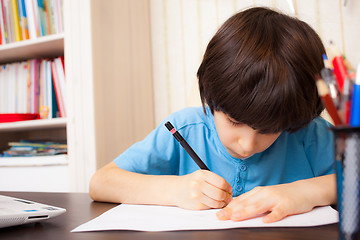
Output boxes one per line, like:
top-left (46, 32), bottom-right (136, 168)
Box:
top-left (72, 204), bottom-right (338, 232)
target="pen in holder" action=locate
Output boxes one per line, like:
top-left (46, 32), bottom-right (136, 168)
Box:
top-left (331, 127), bottom-right (360, 240)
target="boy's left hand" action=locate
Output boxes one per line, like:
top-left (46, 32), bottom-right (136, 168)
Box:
top-left (216, 182), bottom-right (315, 223)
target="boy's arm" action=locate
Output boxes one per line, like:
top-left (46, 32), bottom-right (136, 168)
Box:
top-left (89, 161), bottom-right (233, 210)
top-left (216, 174), bottom-right (336, 223)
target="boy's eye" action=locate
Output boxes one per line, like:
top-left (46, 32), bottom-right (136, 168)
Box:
top-left (228, 118), bottom-right (241, 127)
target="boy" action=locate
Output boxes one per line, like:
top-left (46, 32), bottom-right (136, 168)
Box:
top-left (89, 7), bottom-right (336, 223)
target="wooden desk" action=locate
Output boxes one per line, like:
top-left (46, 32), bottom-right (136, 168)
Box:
top-left (0, 191), bottom-right (339, 240)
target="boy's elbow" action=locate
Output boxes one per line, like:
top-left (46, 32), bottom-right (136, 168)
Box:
top-left (89, 172), bottom-right (101, 201)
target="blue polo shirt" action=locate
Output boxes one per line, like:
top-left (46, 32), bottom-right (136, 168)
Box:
top-left (114, 107), bottom-right (335, 197)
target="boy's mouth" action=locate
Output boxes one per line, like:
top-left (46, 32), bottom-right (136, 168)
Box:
top-left (226, 148), bottom-right (253, 160)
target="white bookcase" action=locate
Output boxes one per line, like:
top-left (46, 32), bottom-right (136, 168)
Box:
top-left (0, 0), bottom-right (155, 192)
top-left (0, 33), bottom-right (69, 192)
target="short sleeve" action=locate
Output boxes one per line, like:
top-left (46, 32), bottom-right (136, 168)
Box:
top-left (302, 118), bottom-right (335, 176)
top-left (113, 119), bottom-right (181, 175)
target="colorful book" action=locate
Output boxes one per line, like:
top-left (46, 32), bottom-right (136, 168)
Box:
top-left (10, 0), bottom-right (21, 41)
top-left (31, 0), bottom-right (40, 36)
top-left (54, 57), bottom-right (65, 116)
top-left (50, 69), bottom-right (59, 118)
top-left (37, 0), bottom-right (46, 36)
top-left (17, 0), bottom-right (29, 40)
top-left (0, 57), bottom-right (62, 118)
top-left (51, 59), bottom-right (63, 117)
top-left (4, 0), bottom-right (14, 42)
top-left (23, 0), bottom-right (35, 38)
top-left (0, 0), bottom-right (7, 43)
top-left (44, 0), bottom-right (52, 34)
top-left (0, 14), bottom-right (2, 44)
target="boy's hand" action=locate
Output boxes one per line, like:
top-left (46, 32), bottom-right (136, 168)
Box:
top-left (216, 183), bottom-right (314, 223)
top-left (174, 170), bottom-right (233, 210)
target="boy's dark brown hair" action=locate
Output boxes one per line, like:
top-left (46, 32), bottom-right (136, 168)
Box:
top-left (198, 7), bottom-right (325, 134)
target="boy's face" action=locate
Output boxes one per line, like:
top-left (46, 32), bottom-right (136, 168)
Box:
top-left (213, 111), bottom-right (281, 159)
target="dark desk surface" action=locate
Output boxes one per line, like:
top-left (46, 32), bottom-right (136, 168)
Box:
top-left (0, 191), bottom-right (339, 240)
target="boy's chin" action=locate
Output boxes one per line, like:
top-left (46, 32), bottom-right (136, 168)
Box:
top-left (227, 149), bottom-right (254, 159)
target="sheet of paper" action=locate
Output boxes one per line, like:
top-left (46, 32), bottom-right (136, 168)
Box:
top-left (72, 204), bottom-right (338, 232)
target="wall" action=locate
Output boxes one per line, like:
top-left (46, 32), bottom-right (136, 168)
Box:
top-left (150, 0), bottom-right (360, 125)
top-left (91, 0), bottom-right (154, 168)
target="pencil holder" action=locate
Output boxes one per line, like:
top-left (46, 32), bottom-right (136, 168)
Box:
top-left (331, 127), bottom-right (360, 240)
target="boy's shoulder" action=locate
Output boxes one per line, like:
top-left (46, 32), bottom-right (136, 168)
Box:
top-left (291, 117), bottom-right (333, 141)
top-left (166, 107), bottom-right (212, 132)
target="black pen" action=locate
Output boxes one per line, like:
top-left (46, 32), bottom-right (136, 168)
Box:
top-left (165, 121), bottom-right (210, 171)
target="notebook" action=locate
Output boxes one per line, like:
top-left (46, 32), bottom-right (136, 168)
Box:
top-left (0, 194), bottom-right (66, 228)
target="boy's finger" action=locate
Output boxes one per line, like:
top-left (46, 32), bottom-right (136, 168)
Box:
top-left (216, 207), bottom-right (231, 220)
top-left (198, 193), bottom-right (228, 209)
top-left (262, 207), bottom-right (287, 223)
top-left (219, 198), bottom-right (275, 222)
top-left (200, 182), bottom-right (232, 203)
top-left (201, 171), bottom-right (232, 193)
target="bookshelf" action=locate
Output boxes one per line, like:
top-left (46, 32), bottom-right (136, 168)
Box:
top-left (0, 118), bottom-right (66, 131)
top-left (0, 34), bottom-right (64, 64)
top-left (0, 0), bottom-right (155, 192)
top-left (0, 31), bottom-right (68, 191)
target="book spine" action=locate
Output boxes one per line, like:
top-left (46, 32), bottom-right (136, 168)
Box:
top-left (23, 0), bottom-right (35, 39)
top-left (51, 60), bottom-right (63, 117)
top-left (37, 0), bottom-right (46, 36)
top-left (44, 0), bottom-right (52, 34)
top-left (10, 0), bottom-right (21, 41)
top-left (17, 0), bottom-right (29, 40)
top-left (54, 57), bottom-right (65, 117)
top-left (4, 0), bottom-right (14, 42)
top-left (0, 0), bottom-right (7, 43)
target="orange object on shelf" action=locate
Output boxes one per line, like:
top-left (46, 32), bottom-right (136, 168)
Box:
top-left (0, 114), bottom-right (40, 123)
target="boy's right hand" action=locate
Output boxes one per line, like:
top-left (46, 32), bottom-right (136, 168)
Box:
top-left (173, 170), bottom-right (233, 210)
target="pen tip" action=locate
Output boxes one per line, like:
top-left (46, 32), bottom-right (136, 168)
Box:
top-left (165, 121), bottom-right (174, 131)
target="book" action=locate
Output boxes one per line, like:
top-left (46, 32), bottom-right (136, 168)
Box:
top-left (0, 113), bottom-right (40, 123)
top-left (52, 57), bottom-right (65, 117)
top-left (4, 0), bottom-right (14, 43)
top-left (17, 0), bottom-right (29, 40)
top-left (31, 0), bottom-right (40, 36)
top-left (44, 0), bottom-right (52, 34)
top-left (0, 57), bottom-right (64, 119)
top-left (10, 0), bottom-right (21, 41)
top-left (0, 0), bottom-right (7, 43)
top-left (51, 60), bottom-right (63, 117)
top-left (2, 139), bottom-right (67, 157)
top-left (23, 0), bottom-right (35, 38)
top-left (37, 0), bottom-right (47, 36)
top-left (0, 15), bottom-right (2, 44)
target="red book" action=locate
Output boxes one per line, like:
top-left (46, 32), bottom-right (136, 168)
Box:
top-left (0, 113), bottom-right (40, 123)
top-left (0, 19), bottom-right (2, 44)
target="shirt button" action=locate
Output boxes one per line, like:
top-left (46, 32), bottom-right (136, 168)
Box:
top-left (236, 185), bottom-right (243, 191)
top-left (240, 165), bottom-right (247, 171)
top-left (236, 177), bottom-right (240, 182)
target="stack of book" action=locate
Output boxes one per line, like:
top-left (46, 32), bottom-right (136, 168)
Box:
top-left (0, 56), bottom-right (66, 120)
top-left (0, 0), bottom-right (64, 44)
top-left (1, 140), bottom-right (67, 157)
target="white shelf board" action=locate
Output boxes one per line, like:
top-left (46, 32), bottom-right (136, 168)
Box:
top-left (0, 33), bottom-right (64, 64)
top-left (0, 154), bottom-right (68, 167)
top-left (0, 118), bottom-right (67, 131)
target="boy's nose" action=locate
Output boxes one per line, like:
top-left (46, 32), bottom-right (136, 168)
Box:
top-left (237, 134), bottom-right (257, 156)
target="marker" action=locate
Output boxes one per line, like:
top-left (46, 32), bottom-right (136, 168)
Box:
top-left (350, 63), bottom-right (360, 126)
top-left (165, 121), bottom-right (210, 171)
top-left (329, 42), bottom-right (348, 92)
